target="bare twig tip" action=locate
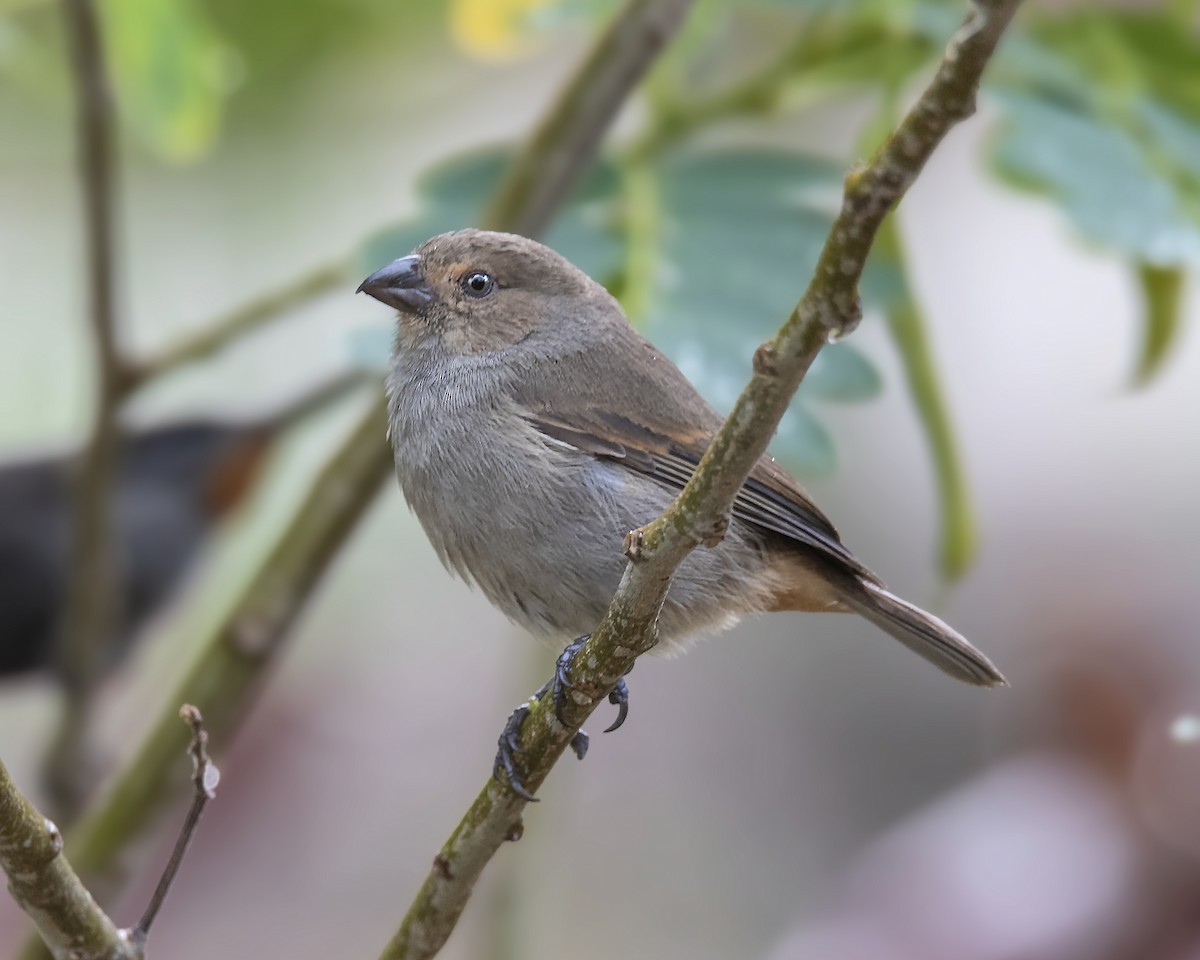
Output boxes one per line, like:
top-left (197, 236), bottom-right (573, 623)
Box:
top-left (180, 705), bottom-right (219, 798)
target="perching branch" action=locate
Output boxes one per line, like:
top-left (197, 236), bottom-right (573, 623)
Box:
top-left (18, 3), bottom-right (695, 951)
top-left (47, 0), bottom-right (127, 821)
top-left (382, 3), bottom-right (1024, 957)
top-left (2, 708), bottom-right (218, 960)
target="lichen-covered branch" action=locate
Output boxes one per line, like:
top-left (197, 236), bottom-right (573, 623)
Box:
top-left (16, 3), bottom-right (694, 953)
top-left (5, 708), bottom-right (221, 959)
top-left (0, 758), bottom-right (135, 960)
top-left (383, 2), bottom-right (1024, 957)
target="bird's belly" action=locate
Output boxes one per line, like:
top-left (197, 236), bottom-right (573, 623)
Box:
top-left (399, 439), bottom-right (779, 651)
top-left (442, 457), bottom-right (633, 638)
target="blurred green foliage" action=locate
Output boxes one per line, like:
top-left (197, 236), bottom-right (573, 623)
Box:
top-left (103, 0), bottom-right (231, 161)
top-left (357, 146), bottom-right (883, 474)
top-left (4, 0), bottom-right (1197, 574)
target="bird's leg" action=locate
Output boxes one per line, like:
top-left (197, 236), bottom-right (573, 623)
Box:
top-left (553, 635), bottom-right (632, 733)
top-left (493, 677), bottom-right (590, 802)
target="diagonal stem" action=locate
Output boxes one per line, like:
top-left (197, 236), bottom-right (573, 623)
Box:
top-left (383, 3), bottom-right (1024, 958)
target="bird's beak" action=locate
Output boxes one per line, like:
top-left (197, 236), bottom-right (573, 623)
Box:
top-left (356, 255), bottom-right (436, 315)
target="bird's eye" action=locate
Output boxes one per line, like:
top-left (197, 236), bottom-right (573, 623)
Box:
top-left (462, 272), bottom-right (495, 298)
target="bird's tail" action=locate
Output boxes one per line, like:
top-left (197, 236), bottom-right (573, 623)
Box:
top-left (835, 577), bottom-right (1006, 687)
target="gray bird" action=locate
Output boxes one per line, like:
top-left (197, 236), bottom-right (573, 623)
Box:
top-left (359, 229), bottom-right (1004, 793)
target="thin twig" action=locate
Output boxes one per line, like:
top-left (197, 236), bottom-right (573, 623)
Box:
top-left (123, 260), bottom-right (349, 392)
top-left (130, 706), bottom-right (219, 945)
top-left (481, 0), bottom-right (695, 237)
top-left (2, 710), bottom-right (220, 958)
top-left (47, 0), bottom-right (126, 822)
top-left (0, 757), bottom-right (136, 960)
top-left (382, 3), bottom-right (1023, 957)
top-left (17, 5), bottom-right (698, 946)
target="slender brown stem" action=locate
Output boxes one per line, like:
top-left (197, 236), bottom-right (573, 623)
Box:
top-left (131, 706), bottom-right (219, 944)
top-left (383, 3), bottom-right (1023, 957)
top-left (481, 0), bottom-right (695, 237)
top-left (47, 0), bottom-right (126, 822)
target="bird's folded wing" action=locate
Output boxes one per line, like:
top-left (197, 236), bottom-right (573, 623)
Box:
top-left (523, 406), bottom-right (874, 580)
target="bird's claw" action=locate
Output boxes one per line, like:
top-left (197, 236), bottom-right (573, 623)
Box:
top-left (493, 682), bottom-right (590, 801)
top-left (604, 678), bottom-right (630, 733)
top-left (494, 700), bottom-right (539, 802)
top-left (554, 636), bottom-right (631, 734)
top-left (492, 636), bottom-right (632, 798)
top-left (552, 636), bottom-right (587, 726)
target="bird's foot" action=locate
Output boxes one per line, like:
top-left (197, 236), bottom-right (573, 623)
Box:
top-left (493, 681), bottom-right (589, 802)
top-left (492, 635), bottom-right (632, 800)
top-left (553, 635), bottom-right (631, 733)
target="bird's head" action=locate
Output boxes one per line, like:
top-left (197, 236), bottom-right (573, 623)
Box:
top-left (357, 228), bottom-right (612, 355)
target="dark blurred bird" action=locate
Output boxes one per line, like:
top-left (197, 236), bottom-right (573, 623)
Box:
top-left (0, 374), bottom-right (362, 681)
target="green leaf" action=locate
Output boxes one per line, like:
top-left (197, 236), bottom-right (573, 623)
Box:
top-left (628, 148), bottom-right (883, 474)
top-left (1031, 12), bottom-right (1200, 122)
top-left (778, 405), bottom-right (835, 475)
top-left (103, 0), bottom-right (234, 162)
top-left (989, 90), bottom-right (1200, 265)
top-left (1133, 263), bottom-right (1186, 387)
top-left (984, 12), bottom-right (1198, 392)
top-left (802, 342), bottom-right (881, 402)
top-left (985, 12), bottom-right (1200, 266)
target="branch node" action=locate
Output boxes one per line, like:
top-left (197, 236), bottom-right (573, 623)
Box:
top-left (433, 854), bottom-right (454, 880)
top-left (505, 820), bottom-right (525, 843)
top-left (622, 527), bottom-right (647, 562)
top-left (43, 818), bottom-right (64, 859)
top-left (752, 342), bottom-right (780, 377)
top-left (695, 513), bottom-right (729, 548)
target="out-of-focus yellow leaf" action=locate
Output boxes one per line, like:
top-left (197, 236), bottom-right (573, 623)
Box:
top-left (103, 0), bottom-right (235, 163)
top-left (450, 0), bottom-right (555, 61)
top-left (1134, 262), bottom-right (1187, 387)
